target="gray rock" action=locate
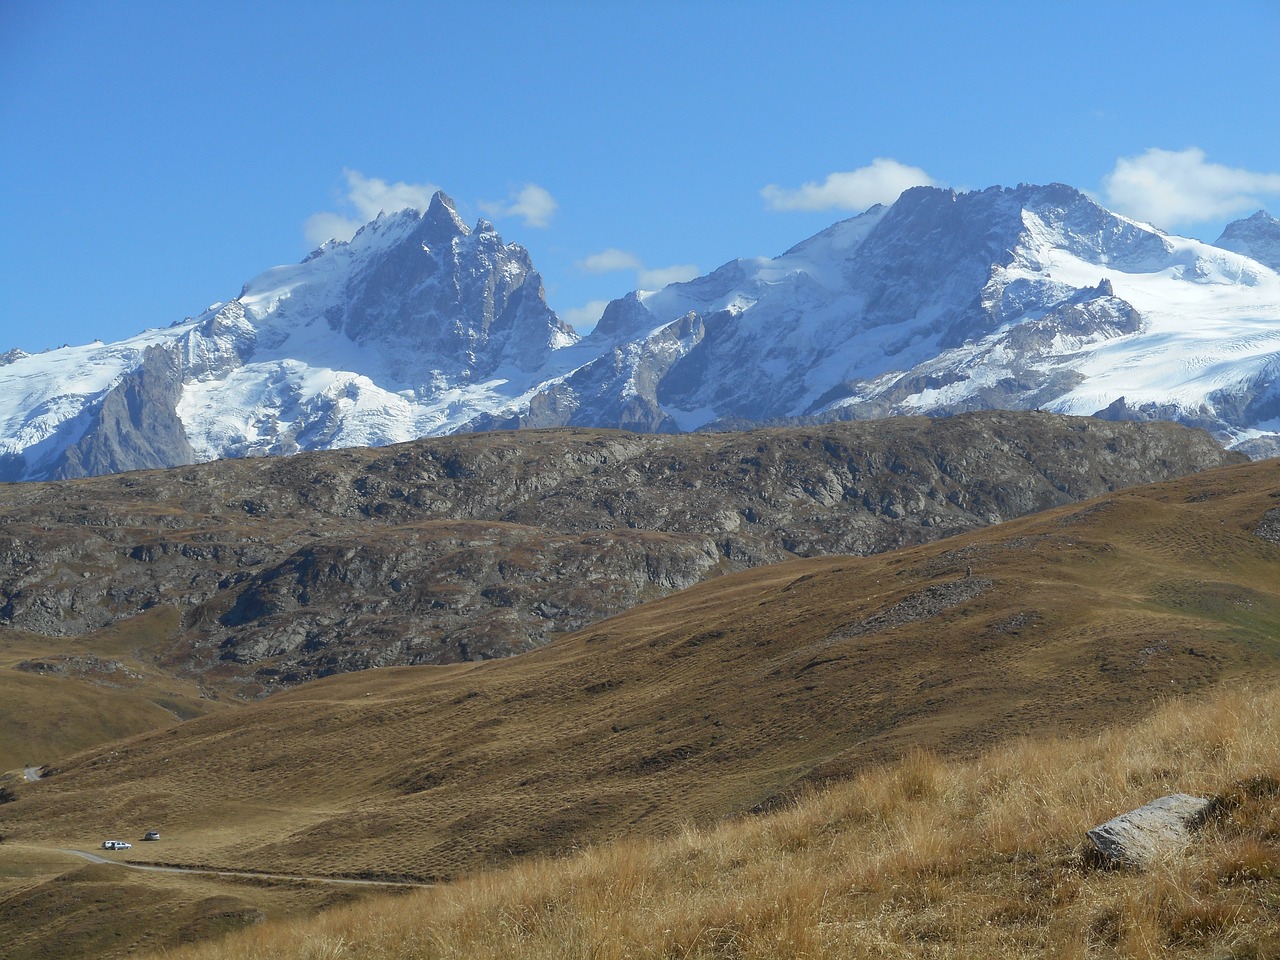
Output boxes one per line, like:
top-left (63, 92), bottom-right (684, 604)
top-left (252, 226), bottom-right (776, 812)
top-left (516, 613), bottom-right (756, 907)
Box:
top-left (50, 344), bottom-right (196, 479)
top-left (1214, 210), bottom-right (1280, 271)
top-left (1086, 793), bottom-right (1212, 868)
top-left (1256, 507), bottom-right (1280, 544)
top-left (338, 193), bottom-right (572, 380)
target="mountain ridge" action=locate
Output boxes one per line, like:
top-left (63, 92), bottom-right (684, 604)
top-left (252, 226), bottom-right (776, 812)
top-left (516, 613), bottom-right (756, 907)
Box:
top-left (2, 183), bottom-right (1278, 480)
top-left (0, 413), bottom-right (1241, 693)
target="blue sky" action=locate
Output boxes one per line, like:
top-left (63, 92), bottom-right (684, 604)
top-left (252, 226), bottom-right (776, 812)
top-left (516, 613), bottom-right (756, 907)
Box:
top-left (3, 0), bottom-right (1279, 353)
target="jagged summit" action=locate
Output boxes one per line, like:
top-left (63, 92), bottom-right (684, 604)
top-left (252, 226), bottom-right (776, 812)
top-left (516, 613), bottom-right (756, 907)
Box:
top-left (304, 191), bottom-right (469, 261)
top-left (0, 195), bottom-right (577, 481)
top-left (2, 181), bottom-right (1279, 481)
top-left (421, 189), bottom-right (469, 238)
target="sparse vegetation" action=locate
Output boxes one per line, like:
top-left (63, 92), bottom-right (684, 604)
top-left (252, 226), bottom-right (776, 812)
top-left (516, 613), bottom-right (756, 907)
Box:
top-left (0, 658), bottom-right (219, 771)
top-left (157, 680), bottom-right (1280, 959)
top-left (1, 453), bottom-right (1276, 958)
top-left (0, 845), bottom-right (355, 960)
top-left (0, 414), bottom-right (1241, 696)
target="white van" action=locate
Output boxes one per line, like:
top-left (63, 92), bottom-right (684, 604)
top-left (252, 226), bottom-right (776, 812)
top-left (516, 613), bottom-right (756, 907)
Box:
top-left (101, 840), bottom-right (132, 850)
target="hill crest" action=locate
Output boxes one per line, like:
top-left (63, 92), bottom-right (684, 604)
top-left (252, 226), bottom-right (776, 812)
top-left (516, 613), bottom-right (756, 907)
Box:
top-left (0, 413), bottom-right (1242, 693)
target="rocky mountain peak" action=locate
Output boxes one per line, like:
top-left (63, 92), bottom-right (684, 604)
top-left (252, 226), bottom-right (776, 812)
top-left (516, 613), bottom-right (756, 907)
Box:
top-left (421, 189), bottom-right (469, 239)
top-left (3, 181), bottom-right (1280, 482)
top-left (325, 196), bottom-right (571, 377)
top-left (589, 292), bottom-right (654, 344)
top-left (1215, 210), bottom-right (1280, 270)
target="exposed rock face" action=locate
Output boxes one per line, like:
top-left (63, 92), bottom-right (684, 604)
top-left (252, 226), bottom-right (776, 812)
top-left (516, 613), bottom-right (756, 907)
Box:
top-left (465, 310), bottom-right (707, 435)
top-left (0, 413), bottom-right (1243, 694)
top-left (334, 193), bottom-right (567, 378)
top-left (52, 345), bottom-right (196, 479)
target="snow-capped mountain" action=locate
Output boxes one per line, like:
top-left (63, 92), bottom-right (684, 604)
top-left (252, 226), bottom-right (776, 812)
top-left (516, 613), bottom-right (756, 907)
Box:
top-left (3, 184), bottom-right (1279, 481)
top-left (1215, 210), bottom-right (1280, 272)
top-left (491, 184), bottom-right (1280, 456)
top-left (0, 192), bottom-right (578, 480)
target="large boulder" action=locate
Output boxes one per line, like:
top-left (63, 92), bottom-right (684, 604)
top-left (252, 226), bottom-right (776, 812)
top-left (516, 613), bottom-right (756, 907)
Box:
top-left (1085, 793), bottom-right (1213, 868)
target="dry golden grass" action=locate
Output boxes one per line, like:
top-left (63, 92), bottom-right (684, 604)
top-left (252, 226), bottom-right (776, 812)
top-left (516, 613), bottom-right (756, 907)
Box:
top-left (158, 680), bottom-right (1280, 960)
top-left (1, 457), bottom-right (1277, 956)
top-left (0, 844), bottom-right (362, 960)
top-left (0, 607), bottom-right (223, 772)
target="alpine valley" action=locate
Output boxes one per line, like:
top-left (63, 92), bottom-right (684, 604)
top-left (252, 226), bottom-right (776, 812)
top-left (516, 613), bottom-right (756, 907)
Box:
top-left (5, 183), bottom-right (1280, 960)
top-left (3, 182), bottom-right (1280, 482)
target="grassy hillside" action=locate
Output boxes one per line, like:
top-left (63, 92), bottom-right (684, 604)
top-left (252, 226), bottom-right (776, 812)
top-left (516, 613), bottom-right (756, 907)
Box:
top-left (159, 678), bottom-right (1280, 959)
top-left (0, 457), bottom-right (1276, 957)
top-left (0, 607), bottom-right (222, 772)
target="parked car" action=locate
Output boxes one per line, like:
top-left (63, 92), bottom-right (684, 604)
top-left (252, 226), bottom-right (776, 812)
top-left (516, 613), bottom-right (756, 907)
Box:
top-left (101, 840), bottom-right (132, 850)
top-left (142, 830), bottom-right (160, 841)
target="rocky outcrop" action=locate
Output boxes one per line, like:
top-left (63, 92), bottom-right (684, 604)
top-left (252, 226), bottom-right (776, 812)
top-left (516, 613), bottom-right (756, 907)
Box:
top-left (0, 413), bottom-right (1245, 693)
top-left (209, 524), bottom-right (725, 677)
top-left (1085, 777), bottom-right (1280, 870)
top-left (51, 345), bottom-right (195, 479)
top-left (1256, 507), bottom-right (1280, 544)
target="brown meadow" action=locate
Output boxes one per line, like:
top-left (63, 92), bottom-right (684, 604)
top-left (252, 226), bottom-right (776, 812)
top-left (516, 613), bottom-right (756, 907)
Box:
top-left (1, 454), bottom-right (1277, 957)
top-left (160, 679), bottom-right (1280, 959)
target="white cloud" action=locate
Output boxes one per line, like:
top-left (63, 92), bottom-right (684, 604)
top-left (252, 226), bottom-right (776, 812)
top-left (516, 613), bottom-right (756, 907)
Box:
top-left (1102, 148), bottom-right (1280, 229)
top-left (578, 248), bottom-right (644, 274)
top-left (303, 211), bottom-right (365, 249)
top-left (343, 169), bottom-right (440, 220)
top-left (638, 264), bottom-right (699, 289)
top-left (480, 183), bottom-right (558, 228)
top-left (576, 247), bottom-right (700, 295)
top-left (761, 158), bottom-right (938, 212)
top-left (304, 169), bottom-right (440, 246)
top-left (559, 299), bottom-right (612, 332)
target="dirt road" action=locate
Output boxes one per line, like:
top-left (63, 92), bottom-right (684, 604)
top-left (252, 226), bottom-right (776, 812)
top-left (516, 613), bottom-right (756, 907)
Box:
top-left (61, 848), bottom-right (428, 888)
